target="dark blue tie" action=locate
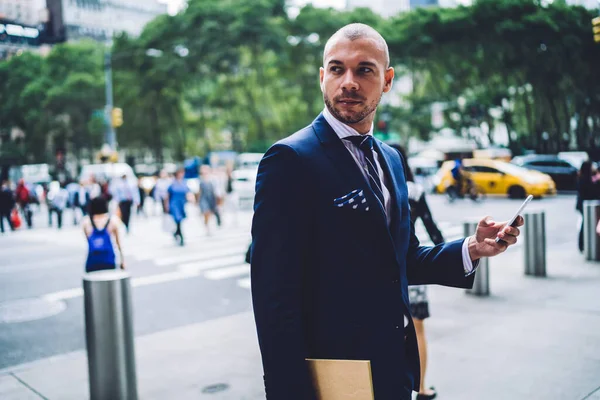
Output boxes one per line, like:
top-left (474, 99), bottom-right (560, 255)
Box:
top-left (344, 135), bottom-right (386, 212)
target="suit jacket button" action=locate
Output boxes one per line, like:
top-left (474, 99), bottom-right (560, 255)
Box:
top-left (395, 325), bottom-right (400, 329)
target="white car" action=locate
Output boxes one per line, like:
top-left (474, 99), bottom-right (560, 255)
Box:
top-left (236, 153), bottom-right (263, 170)
top-left (232, 167), bottom-right (258, 203)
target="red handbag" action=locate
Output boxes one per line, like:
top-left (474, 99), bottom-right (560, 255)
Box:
top-left (10, 209), bottom-right (22, 229)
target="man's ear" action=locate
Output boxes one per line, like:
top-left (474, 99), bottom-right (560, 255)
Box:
top-left (319, 67), bottom-right (325, 92)
top-left (383, 67), bottom-right (394, 93)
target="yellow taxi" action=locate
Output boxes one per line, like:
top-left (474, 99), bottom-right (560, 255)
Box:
top-left (433, 158), bottom-right (557, 198)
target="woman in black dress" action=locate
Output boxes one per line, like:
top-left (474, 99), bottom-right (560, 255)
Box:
top-left (392, 144), bottom-right (443, 400)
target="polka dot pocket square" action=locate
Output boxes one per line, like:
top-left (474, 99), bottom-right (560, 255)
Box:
top-left (333, 189), bottom-right (370, 211)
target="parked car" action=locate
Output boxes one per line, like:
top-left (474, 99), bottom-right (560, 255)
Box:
top-left (511, 154), bottom-right (578, 191)
top-left (236, 153), bottom-right (264, 170)
top-left (434, 158), bottom-right (556, 199)
top-left (232, 167), bottom-right (258, 204)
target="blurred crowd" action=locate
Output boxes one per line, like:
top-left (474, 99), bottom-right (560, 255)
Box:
top-left (0, 164), bottom-right (238, 237)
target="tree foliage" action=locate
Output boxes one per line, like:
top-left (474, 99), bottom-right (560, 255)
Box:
top-left (1, 0), bottom-right (599, 165)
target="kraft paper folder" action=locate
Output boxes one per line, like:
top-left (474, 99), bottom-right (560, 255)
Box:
top-left (306, 359), bottom-right (375, 400)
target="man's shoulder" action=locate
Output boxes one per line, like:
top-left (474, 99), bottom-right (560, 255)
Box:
top-left (275, 123), bottom-right (317, 152)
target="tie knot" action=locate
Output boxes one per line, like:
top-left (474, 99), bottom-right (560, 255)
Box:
top-left (344, 135), bottom-right (374, 151)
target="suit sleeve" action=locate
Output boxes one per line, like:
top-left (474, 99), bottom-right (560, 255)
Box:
top-left (405, 224), bottom-right (475, 288)
top-left (250, 144), bottom-right (316, 400)
top-left (392, 148), bottom-right (474, 289)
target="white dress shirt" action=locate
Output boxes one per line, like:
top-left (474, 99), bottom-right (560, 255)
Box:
top-left (323, 108), bottom-right (477, 325)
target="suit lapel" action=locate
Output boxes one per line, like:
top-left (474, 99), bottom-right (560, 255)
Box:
top-left (312, 114), bottom-right (388, 229)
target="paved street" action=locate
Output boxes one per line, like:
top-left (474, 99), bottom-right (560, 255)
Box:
top-left (1, 194), bottom-right (600, 399)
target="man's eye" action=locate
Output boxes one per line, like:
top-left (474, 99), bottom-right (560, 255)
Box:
top-left (330, 66), bottom-right (342, 73)
top-left (359, 67), bottom-right (373, 74)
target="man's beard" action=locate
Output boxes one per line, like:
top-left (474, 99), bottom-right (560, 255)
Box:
top-left (324, 92), bottom-right (382, 125)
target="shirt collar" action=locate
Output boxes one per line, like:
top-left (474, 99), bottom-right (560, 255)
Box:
top-left (322, 107), bottom-right (374, 140)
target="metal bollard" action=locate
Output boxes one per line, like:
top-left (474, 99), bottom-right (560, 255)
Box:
top-left (464, 221), bottom-right (490, 296)
top-left (84, 270), bottom-right (138, 400)
top-left (583, 200), bottom-right (600, 261)
top-left (523, 211), bottom-right (546, 277)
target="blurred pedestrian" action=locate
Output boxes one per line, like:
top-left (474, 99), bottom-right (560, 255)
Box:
top-left (153, 170), bottom-right (172, 214)
top-left (166, 168), bottom-right (190, 246)
top-left (77, 181), bottom-right (90, 217)
top-left (392, 144), bottom-right (443, 400)
top-left (66, 179), bottom-right (80, 225)
top-left (137, 177), bottom-right (147, 217)
top-left (47, 181), bottom-right (69, 229)
top-left (82, 196), bottom-right (125, 272)
top-left (224, 164), bottom-right (239, 226)
top-left (576, 161), bottom-right (600, 252)
top-left (0, 180), bottom-right (15, 234)
top-left (198, 165), bottom-right (221, 235)
top-left (87, 175), bottom-right (102, 199)
top-left (15, 178), bottom-right (33, 228)
top-left (110, 174), bottom-right (139, 233)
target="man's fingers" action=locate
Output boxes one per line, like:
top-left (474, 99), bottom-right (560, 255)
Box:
top-left (484, 238), bottom-right (508, 251)
top-left (480, 216), bottom-right (495, 227)
top-left (496, 233), bottom-right (518, 245)
top-left (500, 226), bottom-right (520, 237)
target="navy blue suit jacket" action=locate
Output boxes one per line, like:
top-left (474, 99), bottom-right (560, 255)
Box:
top-left (251, 114), bottom-right (475, 399)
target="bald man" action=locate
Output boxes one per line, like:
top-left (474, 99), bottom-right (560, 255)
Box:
top-left (250, 23), bottom-right (523, 399)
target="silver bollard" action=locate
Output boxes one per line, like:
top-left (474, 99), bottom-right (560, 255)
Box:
top-left (464, 221), bottom-right (490, 296)
top-left (84, 270), bottom-right (138, 400)
top-left (583, 200), bottom-right (600, 261)
top-left (524, 211), bottom-right (546, 277)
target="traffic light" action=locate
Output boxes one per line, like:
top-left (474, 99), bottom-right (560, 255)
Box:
top-left (111, 107), bottom-right (123, 128)
top-left (593, 16), bottom-right (600, 43)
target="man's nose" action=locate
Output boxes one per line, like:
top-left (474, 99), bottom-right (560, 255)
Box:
top-left (340, 70), bottom-right (359, 92)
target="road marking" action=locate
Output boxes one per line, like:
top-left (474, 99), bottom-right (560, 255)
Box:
top-left (178, 255), bottom-right (246, 273)
top-left (42, 288), bottom-right (84, 302)
top-left (155, 246), bottom-right (248, 266)
top-left (126, 230), bottom-right (250, 256)
top-left (131, 237), bottom-right (249, 261)
top-left (204, 264), bottom-right (249, 280)
top-left (0, 256), bottom-right (84, 275)
top-left (237, 278), bottom-right (251, 289)
top-left (37, 255), bottom-right (248, 303)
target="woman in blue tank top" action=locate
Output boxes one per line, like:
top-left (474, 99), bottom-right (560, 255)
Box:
top-left (82, 197), bottom-right (125, 273)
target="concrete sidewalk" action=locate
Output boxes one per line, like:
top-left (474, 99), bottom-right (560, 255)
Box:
top-left (1, 241), bottom-right (600, 400)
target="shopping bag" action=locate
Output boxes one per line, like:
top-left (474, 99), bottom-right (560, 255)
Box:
top-left (11, 209), bottom-right (22, 229)
top-left (162, 215), bottom-right (175, 233)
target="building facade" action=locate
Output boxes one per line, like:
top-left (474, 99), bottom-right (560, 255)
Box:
top-left (345, 0), bottom-right (409, 18)
top-left (46, 0), bottom-right (167, 42)
top-left (0, 0), bottom-right (47, 26)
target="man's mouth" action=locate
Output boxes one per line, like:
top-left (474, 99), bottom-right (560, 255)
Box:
top-left (337, 99), bottom-right (362, 105)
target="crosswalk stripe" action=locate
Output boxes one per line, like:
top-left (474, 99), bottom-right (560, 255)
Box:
top-left (177, 255), bottom-right (246, 273)
top-left (237, 278), bottom-right (251, 289)
top-left (125, 230), bottom-right (250, 254)
top-left (40, 256), bottom-right (248, 302)
top-left (204, 264), bottom-right (249, 280)
top-left (134, 236), bottom-right (249, 262)
top-left (0, 255), bottom-right (85, 275)
top-left (155, 245), bottom-right (248, 266)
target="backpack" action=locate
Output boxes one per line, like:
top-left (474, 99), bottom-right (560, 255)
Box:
top-left (86, 218), bottom-right (116, 269)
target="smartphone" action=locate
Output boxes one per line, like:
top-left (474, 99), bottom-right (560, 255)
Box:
top-left (495, 195), bottom-right (533, 244)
